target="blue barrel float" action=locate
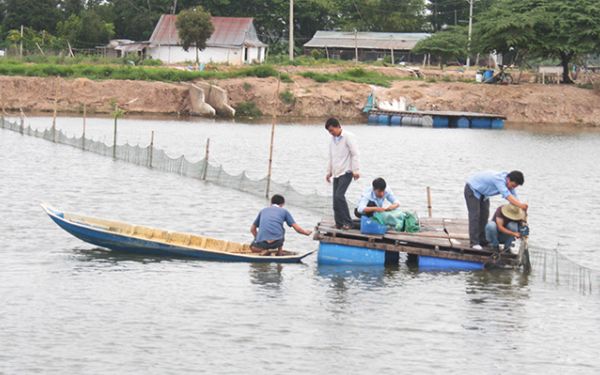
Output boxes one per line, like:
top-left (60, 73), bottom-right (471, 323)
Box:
top-left (432, 116), bottom-right (449, 128)
top-left (418, 256), bottom-right (484, 270)
top-left (491, 118), bottom-right (505, 129)
top-left (377, 114), bottom-right (390, 125)
top-left (390, 115), bottom-right (402, 126)
top-left (450, 116), bottom-right (470, 128)
top-left (483, 69), bottom-right (494, 82)
top-left (367, 114), bottom-right (378, 125)
top-left (471, 117), bottom-right (492, 129)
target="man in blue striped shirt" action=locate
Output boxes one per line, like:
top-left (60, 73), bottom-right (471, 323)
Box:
top-left (464, 170), bottom-right (528, 250)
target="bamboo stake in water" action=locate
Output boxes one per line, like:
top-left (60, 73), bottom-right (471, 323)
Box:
top-left (202, 138), bottom-right (210, 180)
top-left (82, 104), bottom-right (87, 149)
top-left (149, 130), bottom-right (155, 168)
top-left (19, 108), bottom-right (25, 134)
top-left (426, 186), bottom-right (432, 218)
top-left (112, 104), bottom-right (118, 159)
top-left (265, 75), bottom-right (282, 199)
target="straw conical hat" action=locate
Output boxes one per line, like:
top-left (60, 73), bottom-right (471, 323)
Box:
top-left (501, 204), bottom-right (526, 221)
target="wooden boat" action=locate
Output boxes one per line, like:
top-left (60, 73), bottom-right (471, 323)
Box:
top-left (42, 204), bottom-right (314, 263)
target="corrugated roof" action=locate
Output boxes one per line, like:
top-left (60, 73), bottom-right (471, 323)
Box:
top-left (304, 31), bottom-right (430, 50)
top-left (149, 15), bottom-right (267, 48)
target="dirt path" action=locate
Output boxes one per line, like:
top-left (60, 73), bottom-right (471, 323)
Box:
top-left (1, 73), bottom-right (599, 126)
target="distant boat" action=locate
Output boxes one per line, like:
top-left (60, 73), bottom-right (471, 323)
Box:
top-left (42, 204), bottom-right (314, 263)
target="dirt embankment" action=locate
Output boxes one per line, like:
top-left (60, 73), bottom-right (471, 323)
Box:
top-left (1, 73), bottom-right (600, 126)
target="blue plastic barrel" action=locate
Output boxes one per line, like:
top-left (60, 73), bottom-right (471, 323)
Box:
top-left (377, 114), bottom-right (390, 125)
top-left (390, 115), bottom-right (402, 126)
top-left (471, 117), bottom-right (492, 129)
top-left (432, 116), bottom-right (449, 128)
top-left (483, 69), bottom-right (494, 81)
top-left (318, 243), bottom-right (385, 266)
top-left (491, 118), bottom-right (505, 129)
top-left (457, 117), bottom-right (470, 128)
top-left (418, 255), bottom-right (484, 270)
top-left (367, 114), bottom-right (378, 125)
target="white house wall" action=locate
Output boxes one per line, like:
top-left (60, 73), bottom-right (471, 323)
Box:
top-left (148, 46), bottom-right (248, 64)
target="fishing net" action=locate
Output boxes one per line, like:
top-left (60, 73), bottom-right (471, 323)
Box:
top-left (0, 116), bottom-right (331, 214)
top-left (529, 246), bottom-right (600, 296)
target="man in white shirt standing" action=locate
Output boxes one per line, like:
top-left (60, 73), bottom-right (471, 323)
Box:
top-left (325, 118), bottom-right (360, 230)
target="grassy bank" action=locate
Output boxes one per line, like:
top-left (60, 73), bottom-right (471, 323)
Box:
top-left (0, 60), bottom-right (292, 82)
top-left (299, 67), bottom-right (415, 87)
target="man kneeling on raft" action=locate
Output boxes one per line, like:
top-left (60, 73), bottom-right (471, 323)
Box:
top-left (250, 194), bottom-right (312, 256)
top-left (355, 177), bottom-right (400, 218)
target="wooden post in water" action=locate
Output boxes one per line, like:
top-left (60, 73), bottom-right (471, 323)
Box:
top-left (19, 108), bottom-right (25, 134)
top-left (149, 130), bottom-right (155, 168)
top-left (265, 75), bottom-right (282, 199)
top-left (52, 99), bottom-right (57, 143)
top-left (201, 138), bottom-right (210, 180)
top-left (82, 104), bottom-right (87, 149)
top-left (112, 104), bottom-right (118, 159)
top-left (426, 186), bottom-right (432, 218)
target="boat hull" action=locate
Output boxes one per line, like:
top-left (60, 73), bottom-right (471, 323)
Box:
top-left (45, 207), bottom-right (313, 263)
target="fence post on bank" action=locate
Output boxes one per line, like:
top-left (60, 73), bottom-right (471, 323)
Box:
top-left (426, 186), bottom-right (433, 218)
top-left (149, 130), bottom-right (154, 168)
top-left (265, 74), bottom-right (282, 199)
top-left (202, 138), bottom-right (210, 180)
top-left (82, 104), bottom-right (87, 149)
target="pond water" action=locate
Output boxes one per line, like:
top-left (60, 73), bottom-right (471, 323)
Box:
top-left (1, 116), bottom-right (599, 374)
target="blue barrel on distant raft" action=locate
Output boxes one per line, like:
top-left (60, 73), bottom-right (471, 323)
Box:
top-left (432, 116), bottom-right (449, 128)
top-left (402, 116), bottom-right (423, 127)
top-left (449, 116), bottom-right (470, 128)
top-left (390, 115), bottom-right (402, 126)
top-left (377, 114), bottom-right (390, 125)
top-left (367, 114), bottom-right (378, 125)
top-left (491, 118), bottom-right (505, 129)
top-left (471, 117), bottom-right (492, 129)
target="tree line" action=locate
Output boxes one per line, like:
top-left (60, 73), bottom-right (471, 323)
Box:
top-left (0, 0), bottom-right (485, 51)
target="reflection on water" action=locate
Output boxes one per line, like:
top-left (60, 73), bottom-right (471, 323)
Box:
top-left (2, 119), bottom-right (600, 374)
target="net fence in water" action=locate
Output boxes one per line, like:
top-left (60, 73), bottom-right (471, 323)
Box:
top-left (0, 116), bottom-right (332, 214)
top-left (529, 246), bottom-right (600, 296)
top-left (3, 116), bottom-right (600, 294)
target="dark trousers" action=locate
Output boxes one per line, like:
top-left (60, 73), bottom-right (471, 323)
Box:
top-left (464, 184), bottom-right (490, 246)
top-left (354, 200), bottom-right (377, 218)
top-left (333, 172), bottom-right (353, 227)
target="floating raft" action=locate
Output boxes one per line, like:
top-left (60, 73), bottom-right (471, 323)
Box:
top-left (367, 110), bottom-right (506, 129)
top-left (314, 217), bottom-right (528, 270)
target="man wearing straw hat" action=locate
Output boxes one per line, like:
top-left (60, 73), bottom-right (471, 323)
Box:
top-left (325, 117), bottom-right (360, 230)
top-left (464, 170), bottom-right (528, 250)
top-left (485, 204), bottom-right (527, 252)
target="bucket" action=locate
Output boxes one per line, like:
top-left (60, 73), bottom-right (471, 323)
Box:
top-left (360, 215), bottom-right (388, 235)
top-left (483, 69), bottom-right (494, 82)
top-left (475, 73), bottom-right (483, 83)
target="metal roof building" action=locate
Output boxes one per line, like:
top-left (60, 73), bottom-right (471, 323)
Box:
top-left (304, 31), bottom-right (430, 62)
top-left (146, 15), bottom-right (267, 64)
top-left (149, 15), bottom-right (267, 48)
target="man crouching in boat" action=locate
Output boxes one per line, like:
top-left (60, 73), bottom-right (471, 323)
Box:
top-left (250, 194), bottom-right (313, 256)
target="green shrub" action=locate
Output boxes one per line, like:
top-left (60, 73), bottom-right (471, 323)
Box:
top-left (279, 90), bottom-right (295, 105)
top-left (235, 101), bottom-right (262, 117)
top-left (242, 82), bottom-right (252, 91)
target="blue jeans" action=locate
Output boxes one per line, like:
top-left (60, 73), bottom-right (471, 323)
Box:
top-left (485, 221), bottom-right (519, 249)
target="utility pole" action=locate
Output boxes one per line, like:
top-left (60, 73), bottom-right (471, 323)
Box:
top-left (466, 0), bottom-right (474, 68)
top-left (354, 29), bottom-right (358, 63)
top-left (289, 0), bottom-right (294, 60)
top-left (172, 0), bottom-right (177, 14)
top-left (19, 25), bottom-right (23, 59)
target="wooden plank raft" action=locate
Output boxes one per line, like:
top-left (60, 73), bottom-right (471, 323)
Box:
top-left (314, 217), bottom-right (521, 268)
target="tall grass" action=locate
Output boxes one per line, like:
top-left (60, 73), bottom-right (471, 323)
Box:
top-left (0, 61), bottom-right (292, 82)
